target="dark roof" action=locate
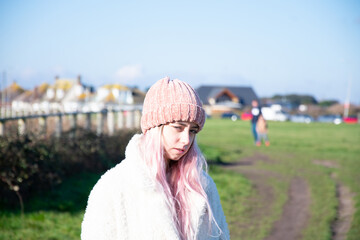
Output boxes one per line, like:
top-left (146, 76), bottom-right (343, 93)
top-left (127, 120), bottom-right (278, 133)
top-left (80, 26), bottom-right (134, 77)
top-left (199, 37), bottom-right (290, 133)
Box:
top-left (196, 85), bottom-right (259, 106)
top-left (131, 88), bottom-right (146, 104)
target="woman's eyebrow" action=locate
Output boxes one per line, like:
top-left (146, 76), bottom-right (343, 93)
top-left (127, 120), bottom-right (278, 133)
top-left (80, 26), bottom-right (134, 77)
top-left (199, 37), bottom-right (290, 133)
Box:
top-left (172, 122), bottom-right (199, 129)
top-left (174, 122), bottom-right (187, 127)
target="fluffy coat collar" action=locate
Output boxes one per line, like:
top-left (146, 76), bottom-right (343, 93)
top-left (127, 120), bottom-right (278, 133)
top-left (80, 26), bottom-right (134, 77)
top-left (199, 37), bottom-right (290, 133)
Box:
top-left (81, 134), bottom-right (229, 240)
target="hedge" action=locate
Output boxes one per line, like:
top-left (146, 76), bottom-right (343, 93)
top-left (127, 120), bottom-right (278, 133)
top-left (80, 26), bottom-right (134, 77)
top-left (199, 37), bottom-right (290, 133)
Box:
top-left (0, 129), bottom-right (138, 212)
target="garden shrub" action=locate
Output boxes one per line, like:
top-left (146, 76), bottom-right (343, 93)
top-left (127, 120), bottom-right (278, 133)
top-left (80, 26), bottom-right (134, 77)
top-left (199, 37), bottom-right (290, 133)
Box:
top-left (0, 128), bottom-right (137, 211)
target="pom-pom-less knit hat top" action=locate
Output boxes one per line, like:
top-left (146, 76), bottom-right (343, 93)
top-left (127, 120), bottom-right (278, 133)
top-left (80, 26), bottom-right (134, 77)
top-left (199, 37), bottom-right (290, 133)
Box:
top-left (141, 77), bottom-right (206, 134)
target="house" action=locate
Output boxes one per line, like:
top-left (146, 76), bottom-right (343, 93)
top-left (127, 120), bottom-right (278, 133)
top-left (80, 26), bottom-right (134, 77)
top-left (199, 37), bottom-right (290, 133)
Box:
top-left (42, 75), bottom-right (94, 112)
top-left (60, 76), bottom-right (94, 112)
top-left (12, 83), bottom-right (49, 113)
top-left (131, 87), bottom-right (146, 105)
top-left (6, 75), bottom-right (146, 115)
top-left (89, 84), bottom-right (145, 112)
top-left (90, 84), bottom-right (132, 111)
top-left (196, 85), bottom-right (259, 115)
top-left (12, 76), bottom-right (94, 113)
top-left (43, 76), bottom-right (77, 112)
top-left (1, 81), bottom-right (25, 107)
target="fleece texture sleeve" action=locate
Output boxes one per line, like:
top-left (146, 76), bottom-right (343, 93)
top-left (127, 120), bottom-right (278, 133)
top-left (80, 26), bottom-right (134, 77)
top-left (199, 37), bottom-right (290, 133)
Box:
top-left (81, 173), bottom-right (127, 240)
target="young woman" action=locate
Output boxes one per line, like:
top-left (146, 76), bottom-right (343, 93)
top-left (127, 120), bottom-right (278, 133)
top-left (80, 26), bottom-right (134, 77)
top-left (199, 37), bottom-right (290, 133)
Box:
top-left (81, 77), bottom-right (230, 240)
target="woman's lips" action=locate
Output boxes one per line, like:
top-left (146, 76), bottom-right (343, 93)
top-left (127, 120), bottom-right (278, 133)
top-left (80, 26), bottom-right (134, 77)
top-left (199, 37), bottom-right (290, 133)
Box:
top-left (174, 148), bottom-right (186, 153)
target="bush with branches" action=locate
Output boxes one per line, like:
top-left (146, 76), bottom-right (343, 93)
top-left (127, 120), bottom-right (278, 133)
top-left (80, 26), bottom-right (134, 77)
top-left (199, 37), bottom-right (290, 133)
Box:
top-left (0, 128), bottom-right (137, 213)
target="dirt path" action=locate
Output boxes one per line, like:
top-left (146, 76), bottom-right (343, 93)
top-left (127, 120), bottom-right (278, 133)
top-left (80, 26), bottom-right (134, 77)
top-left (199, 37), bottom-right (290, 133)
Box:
top-left (332, 183), bottom-right (355, 240)
top-left (264, 177), bottom-right (310, 240)
top-left (223, 153), bottom-right (276, 220)
top-left (221, 154), bottom-right (355, 240)
top-left (313, 160), bottom-right (355, 240)
top-left (223, 152), bottom-right (311, 240)
top-left (233, 168), bottom-right (276, 231)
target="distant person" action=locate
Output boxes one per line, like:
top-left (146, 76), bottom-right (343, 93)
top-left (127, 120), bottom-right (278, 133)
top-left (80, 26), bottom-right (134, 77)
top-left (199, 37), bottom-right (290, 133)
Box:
top-left (251, 100), bottom-right (261, 144)
top-left (81, 77), bottom-right (229, 240)
top-left (256, 114), bottom-right (270, 146)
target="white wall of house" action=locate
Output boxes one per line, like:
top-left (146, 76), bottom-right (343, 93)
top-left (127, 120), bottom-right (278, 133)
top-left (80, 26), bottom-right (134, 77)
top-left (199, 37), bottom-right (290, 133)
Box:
top-left (2, 80), bottom-right (143, 117)
top-left (56, 89), bottom-right (65, 100)
top-left (46, 89), bottom-right (55, 99)
top-left (96, 88), bottom-right (109, 102)
top-left (95, 87), bottom-right (133, 104)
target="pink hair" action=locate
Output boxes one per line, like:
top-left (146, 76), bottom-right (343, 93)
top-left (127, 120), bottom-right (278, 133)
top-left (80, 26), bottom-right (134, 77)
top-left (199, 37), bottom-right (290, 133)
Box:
top-left (141, 126), bottom-right (217, 239)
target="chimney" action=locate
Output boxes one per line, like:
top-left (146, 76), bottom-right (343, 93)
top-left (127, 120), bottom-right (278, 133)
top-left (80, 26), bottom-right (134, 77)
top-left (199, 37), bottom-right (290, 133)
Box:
top-left (34, 86), bottom-right (38, 99)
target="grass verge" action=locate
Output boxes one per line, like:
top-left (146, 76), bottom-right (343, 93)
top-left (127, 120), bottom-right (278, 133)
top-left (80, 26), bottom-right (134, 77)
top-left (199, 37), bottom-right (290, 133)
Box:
top-left (198, 119), bottom-right (360, 240)
top-left (0, 119), bottom-right (359, 240)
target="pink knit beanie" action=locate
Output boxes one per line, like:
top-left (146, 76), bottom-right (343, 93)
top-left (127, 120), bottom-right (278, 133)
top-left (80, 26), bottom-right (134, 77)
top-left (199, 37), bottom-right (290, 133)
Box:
top-left (141, 77), bottom-right (206, 134)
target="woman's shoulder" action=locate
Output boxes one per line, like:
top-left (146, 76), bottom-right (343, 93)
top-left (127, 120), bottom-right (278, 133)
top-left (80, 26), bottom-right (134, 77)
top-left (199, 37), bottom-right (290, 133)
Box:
top-left (95, 134), bottom-right (144, 187)
top-left (88, 161), bottom-right (129, 196)
top-left (91, 157), bottom-right (153, 197)
top-left (103, 163), bottom-right (123, 180)
top-left (200, 170), bottom-right (217, 193)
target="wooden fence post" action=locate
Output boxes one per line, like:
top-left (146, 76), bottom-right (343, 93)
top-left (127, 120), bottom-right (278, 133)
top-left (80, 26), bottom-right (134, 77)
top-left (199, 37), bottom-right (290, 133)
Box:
top-left (69, 113), bottom-right (77, 138)
top-left (0, 121), bottom-right (5, 136)
top-left (126, 110), bottom-right (134, 129)
top-left (0, 107), bottom-right (5, 118)
top-left (55, 114), bottom-right (62, 137)
top-left (117, 111), bottom-right (124, 129)
top-left (97, 110), bottom-right (106, 135)
top-left (39, 116), bottom-right (47, 135)
top-left (85, 112), bottom-right (91, 130)
top-left (107, 110), bottom-right (115, 136)
top-left (134, 110), bottom-right (141, 129)
top-left (70, 114), bottom-right (77, 130)
top-left (18, 118), bottom-right (26, 135)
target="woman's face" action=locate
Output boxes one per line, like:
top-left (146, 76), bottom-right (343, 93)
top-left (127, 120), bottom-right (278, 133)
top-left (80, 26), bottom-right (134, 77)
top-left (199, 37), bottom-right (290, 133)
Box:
top-left (162, 121), bottom-right (199, 161)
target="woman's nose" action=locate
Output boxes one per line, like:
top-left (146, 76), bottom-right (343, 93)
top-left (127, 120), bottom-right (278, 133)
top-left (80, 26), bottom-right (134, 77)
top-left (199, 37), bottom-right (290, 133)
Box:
top-left (180, 131), bottom-right (190, 146)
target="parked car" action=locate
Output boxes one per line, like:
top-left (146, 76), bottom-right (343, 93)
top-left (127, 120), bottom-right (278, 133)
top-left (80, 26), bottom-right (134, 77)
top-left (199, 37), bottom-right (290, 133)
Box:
top-left (289, 114), bottom-right (314, 123)
top-left (343, 116), bottom-right (358, 124)
top-left (241, 112), bottom-right (252, 121)
top-left (221, 112), bottom-right (240, 121)
top-left (261, 107), bottom-right (289, 122)
top-left (317, 115), bottom-right (342, 125)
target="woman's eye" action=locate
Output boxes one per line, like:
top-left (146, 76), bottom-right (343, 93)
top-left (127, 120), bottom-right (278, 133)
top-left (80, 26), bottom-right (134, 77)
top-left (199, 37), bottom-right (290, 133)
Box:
top-left (190, 129), bottom-right (198, 134)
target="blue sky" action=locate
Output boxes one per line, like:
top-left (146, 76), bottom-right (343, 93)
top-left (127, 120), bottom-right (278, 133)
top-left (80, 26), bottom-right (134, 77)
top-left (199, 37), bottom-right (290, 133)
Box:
top-left (0, 0), bottom-right (359, 103)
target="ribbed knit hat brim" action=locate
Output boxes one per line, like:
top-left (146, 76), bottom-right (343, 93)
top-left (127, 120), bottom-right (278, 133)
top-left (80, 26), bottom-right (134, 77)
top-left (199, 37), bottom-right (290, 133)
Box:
top-left (141, 77), bottom-right (205, 134)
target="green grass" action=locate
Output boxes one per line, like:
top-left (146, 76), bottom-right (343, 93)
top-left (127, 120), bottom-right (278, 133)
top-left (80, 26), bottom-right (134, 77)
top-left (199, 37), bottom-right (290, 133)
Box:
top-left (0, 119), bottom-right (359, 240)
top-left (0, 211), bottom-right (83, 240)
top-left (0, 172), bottom-right (101, 240)
top-left (260, 121), bottom-right (359, 240)
top-left (209, 166), bottom-right (252, 237)
top-left (198, 119), bottom-right (360, 240)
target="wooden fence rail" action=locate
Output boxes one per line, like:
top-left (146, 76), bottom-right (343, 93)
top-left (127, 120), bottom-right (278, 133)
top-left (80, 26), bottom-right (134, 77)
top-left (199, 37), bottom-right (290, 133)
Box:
top-left (0, 109), bottom-right (142, 137)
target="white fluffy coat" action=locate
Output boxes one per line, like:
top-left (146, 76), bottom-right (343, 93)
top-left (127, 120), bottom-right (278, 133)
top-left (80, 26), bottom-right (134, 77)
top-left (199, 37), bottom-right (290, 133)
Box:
top-left (81, 134), bottom-right (230, 240)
